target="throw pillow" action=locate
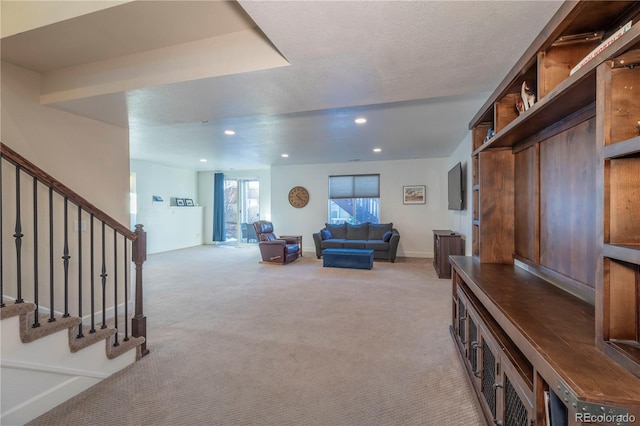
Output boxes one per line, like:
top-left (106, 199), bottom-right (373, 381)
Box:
top-left (368, 223), bottom-right (393, 240)
top-left (321, 229), bottom-right (332, 240)
top-left (325, 223), bottom-right (347, 239)
top-left (382, 231), bottom-right (393, 242)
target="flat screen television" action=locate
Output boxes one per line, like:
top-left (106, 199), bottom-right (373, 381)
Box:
top-left (448, 162), bottom-right (464, 210)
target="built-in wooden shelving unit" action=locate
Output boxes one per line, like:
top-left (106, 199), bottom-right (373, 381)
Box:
top-left (452, 1), bottom-right (640, 424)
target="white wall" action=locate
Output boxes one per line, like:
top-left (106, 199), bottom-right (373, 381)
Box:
top-left (2, 61), bottom-right (131, 310)
top-left (198, 169), bottom-right (271, 245)
top-left (130, 160), bottom-right (202, 254)
top-left (448, 132), bottom-right (473, 256)
top-left (271, 158), bottom-right (450, 258)
top-left (2, 61), bottom-right (130, 223)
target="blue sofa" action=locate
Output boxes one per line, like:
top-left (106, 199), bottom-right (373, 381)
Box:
top-left (312, 222), bottom-right (400, 263)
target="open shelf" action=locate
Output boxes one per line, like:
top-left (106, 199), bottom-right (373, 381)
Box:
top-left (606, 48), bottom-right (640, 146)
top-left (602, 258), bottom-right (640, 376)
top-left (605, 156), bottom-right (640, 246)
top-left (538, 33), bottom-right (603, 99)
top-left (472, 19), bottom-right (640, 157)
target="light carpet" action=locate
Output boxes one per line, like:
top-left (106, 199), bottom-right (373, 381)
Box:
top-left (28, 245), bottom-right (484, 426)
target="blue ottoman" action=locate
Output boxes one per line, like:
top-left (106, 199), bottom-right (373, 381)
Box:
top-left (322, 248), bottom-right (374, 270)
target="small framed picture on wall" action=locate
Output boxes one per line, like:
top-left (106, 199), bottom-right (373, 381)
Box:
top-left (403, 185), bottom-right (426, 204)
top-left (176, 198), bottom-right (185, 206)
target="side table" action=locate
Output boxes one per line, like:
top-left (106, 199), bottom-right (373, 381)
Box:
top-left (433, 230), bottom-right (464, 279)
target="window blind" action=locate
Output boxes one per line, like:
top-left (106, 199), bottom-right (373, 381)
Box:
top-left (329, 174), bottom-right (379, 199)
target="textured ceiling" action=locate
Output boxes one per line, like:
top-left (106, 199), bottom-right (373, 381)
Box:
top-left (1, 0), bottom-right (564, 171)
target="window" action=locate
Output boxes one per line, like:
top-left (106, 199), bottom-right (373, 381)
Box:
top-left (328, 174), bottom-right (380, 224)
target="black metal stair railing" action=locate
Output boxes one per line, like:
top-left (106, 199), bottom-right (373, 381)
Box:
top-left (0, 144), bottom-right (148, 356)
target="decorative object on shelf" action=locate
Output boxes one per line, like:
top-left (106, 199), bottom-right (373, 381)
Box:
top-left (185, 198), bottom-right (194, 206)
top-left (521, 81), bottom-right (535, 111)
top-left (403, 185), bottom-right (426, 204)
top-left (288, 186), bottom-right (309, 208)
top-left (176, 198), bottom-right (185, 206)
top-left (484, 128), bottom-right (495, 143)
top-left (152, 195), bottom-right (163, 203)
top-left (515, 97), bottom-right (525, 115)
top-left (570, 21), bottom-right (632, 75)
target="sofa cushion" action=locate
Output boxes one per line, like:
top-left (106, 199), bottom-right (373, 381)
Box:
top-left (346, 223), bottom-right (369, 240)
top-left (320, 229), bottom-right (332, 240)
top-left (382, 231), bottom-right (393, 242)
top-left (365, 241), bottom-right (389, 251)
top-left (321, 239), bottom-right (346, 249)
top-left (343, 240), bottom-right (367, 249)
top-left (325, 223), bottom-right (347, 239)
top-left (369, 223), bottom-right (393, 240)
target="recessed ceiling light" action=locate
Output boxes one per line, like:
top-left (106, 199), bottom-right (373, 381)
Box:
top-left (281, 154), bottom-right (289, 158)
top-left (200, 158), bottom-right (208, 162)
top-left (373, 148), bottom-right (382, 153)
top-left (355, 117), bottom-right (367, 124)
top-left (224, 130), bottom-right (235, 135)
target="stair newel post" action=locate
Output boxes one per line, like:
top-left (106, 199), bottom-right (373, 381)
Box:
top-left (132, 224), bottom-right (149, 356)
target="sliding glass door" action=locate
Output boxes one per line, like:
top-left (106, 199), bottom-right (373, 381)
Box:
top-left (224, 179), bottom-right (260, 243)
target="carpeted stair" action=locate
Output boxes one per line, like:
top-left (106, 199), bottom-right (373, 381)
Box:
top-left (1, 298), bottom-right (144, 424)
top-left (1, 298), bottom-right (144, 358)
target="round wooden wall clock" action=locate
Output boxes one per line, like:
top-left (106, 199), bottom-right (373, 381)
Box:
top-left (288, 186), bottom-right (309, 208)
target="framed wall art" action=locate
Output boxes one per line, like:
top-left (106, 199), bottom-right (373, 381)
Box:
top-left (403, 185), bottom-right (426, 204)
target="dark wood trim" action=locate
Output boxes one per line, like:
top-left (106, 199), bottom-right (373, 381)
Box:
top-left (1, 143), bottom-right (136, 240)
top-left (604, 341), bottom-right (640, 378)
top-left (513, 254), bottom-right (595, 303)
top-left (603, 244), bottom-right (640, 264)
top-left (603, 136), bottom-right (640, 159)
top-left (512, 103), bottom-right (596, 154)
top-left (132, 224), bottom-right (149, 357)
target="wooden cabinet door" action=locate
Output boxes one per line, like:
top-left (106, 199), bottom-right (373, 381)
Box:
top-left (479, 325), bottom-right (501, 423)
top-left (500, 358), bottom-right (534, 426)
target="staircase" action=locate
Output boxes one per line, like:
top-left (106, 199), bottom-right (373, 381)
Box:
top-left (1, 144), bottom-right (148, 425)
top-left (332, 198), bottom-right (379, 224)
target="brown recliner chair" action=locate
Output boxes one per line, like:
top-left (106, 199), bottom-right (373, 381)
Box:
top-left (253, 221), bottom-right (300, 264)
